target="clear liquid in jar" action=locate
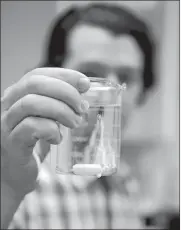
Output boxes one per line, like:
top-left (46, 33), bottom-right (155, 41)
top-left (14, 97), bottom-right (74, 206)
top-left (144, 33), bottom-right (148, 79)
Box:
top-left (70, 103), bottom-right (121, 177)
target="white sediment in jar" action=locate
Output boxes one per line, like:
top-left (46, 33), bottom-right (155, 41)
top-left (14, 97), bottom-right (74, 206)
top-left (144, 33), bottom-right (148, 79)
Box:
top-left (72, 164), bottom-right (102, 177)
top-left (72, 164), bottom-right (116, 178)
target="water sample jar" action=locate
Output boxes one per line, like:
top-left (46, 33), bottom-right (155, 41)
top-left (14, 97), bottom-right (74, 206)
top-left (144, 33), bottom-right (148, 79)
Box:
top-left (54, 77), bottom-right (125, 178)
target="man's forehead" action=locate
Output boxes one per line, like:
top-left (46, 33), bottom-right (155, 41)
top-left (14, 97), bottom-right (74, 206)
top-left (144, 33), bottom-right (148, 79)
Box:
top-left (67, 24), bottom-right (143, 68)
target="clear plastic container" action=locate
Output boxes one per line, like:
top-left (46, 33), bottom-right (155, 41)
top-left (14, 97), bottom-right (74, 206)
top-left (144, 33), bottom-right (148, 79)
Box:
top-left (54, 77), bottom-right (125, 178)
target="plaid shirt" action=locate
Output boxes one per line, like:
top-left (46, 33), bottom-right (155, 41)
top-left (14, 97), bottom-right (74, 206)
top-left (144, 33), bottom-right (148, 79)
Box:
top-left (8, 116), bottom-right (146, 229)
top-left (9, 163), bottom-right (146, 229)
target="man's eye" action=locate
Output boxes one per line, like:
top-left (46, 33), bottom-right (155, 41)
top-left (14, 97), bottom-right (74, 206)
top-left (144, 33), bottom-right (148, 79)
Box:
top-left (82, 71), bottom-right (100, 78)
top-left (117, 73), bottom-right (132, 85)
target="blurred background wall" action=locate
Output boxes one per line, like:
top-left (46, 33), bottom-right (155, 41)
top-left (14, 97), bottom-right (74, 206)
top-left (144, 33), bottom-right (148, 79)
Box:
top-left (1, 0), bottom-right (179, 211)
top-left (1, 1), bottom-right (179, 143)
top-left (1, 1), bottom-right (56, 91)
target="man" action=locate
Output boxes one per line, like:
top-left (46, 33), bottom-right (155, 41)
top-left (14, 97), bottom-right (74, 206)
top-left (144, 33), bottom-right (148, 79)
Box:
top-left (1, 3), bottom-right (155, 229)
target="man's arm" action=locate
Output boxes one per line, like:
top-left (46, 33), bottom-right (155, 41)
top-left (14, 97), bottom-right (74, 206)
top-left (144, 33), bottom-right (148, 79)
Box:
top-left (1, 181), bottom-right (25, 229)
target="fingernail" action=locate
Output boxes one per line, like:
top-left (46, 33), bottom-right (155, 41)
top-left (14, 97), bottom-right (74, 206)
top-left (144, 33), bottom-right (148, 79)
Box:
top-left (80, 100), bottom-right (89, 113)
top-left (77, 78), bottom-right (90, 92)
top-left (74, 115), bottom-right (82, 127)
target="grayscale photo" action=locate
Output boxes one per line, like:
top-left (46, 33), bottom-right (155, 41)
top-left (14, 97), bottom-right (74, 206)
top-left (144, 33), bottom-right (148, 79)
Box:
top-left (1, 1), bottom-right (179, 229)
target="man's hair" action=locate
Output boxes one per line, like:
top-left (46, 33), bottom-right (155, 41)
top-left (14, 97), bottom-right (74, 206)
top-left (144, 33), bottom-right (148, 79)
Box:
top-left (42, 4), bottom-right (155, 93)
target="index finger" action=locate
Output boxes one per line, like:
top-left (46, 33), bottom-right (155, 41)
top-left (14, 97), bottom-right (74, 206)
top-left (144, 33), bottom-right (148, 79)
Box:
top-left (2, 68), bottom-right (90, 111)
top-left (30, 68), bottom-right (90, 93)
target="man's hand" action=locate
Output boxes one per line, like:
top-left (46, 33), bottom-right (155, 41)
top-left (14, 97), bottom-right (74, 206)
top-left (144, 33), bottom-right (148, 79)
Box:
top-left (1, 68), bottom-right (90, 197)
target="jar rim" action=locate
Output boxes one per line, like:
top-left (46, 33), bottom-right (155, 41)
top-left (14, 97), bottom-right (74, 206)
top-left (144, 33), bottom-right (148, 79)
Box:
top-left (89, 77), bottom-right (126, 91)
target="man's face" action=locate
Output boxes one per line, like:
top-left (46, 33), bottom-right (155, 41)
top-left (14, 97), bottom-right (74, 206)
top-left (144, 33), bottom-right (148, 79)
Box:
top-left (62, 23), bottom-right (144, 132)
